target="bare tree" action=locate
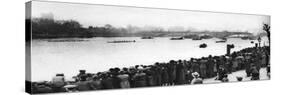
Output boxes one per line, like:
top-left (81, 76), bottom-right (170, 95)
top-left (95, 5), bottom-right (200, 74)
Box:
top-left (263, 23), bottom-right (270, 43)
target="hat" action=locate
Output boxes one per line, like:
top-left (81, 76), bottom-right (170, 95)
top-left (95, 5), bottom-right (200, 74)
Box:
top-left (56, 73), bottom-right (64, 76)
top-left (79, 70), bottom-right (86, 73)
top-left (138, 66), bottom-right (143, 70)
top-left (192, 72), bottom-right (200, 77)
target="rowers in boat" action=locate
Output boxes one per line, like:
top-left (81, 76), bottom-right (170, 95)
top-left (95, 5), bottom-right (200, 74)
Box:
top-left (107, 40), bottom-right (136, 43)
top-left (141, 36), bottom-right (154, 39)
top-left (170, 37), bottom-right (184, 40)
top-left (216, 37), bottom-right (227, 43)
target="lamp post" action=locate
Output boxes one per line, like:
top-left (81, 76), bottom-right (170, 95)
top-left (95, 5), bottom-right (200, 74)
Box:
top-left (258, 36), bottom-right (261, 47)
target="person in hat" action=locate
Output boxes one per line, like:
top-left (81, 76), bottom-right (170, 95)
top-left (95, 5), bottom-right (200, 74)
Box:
top-left (206, 56), bottom-right (215, 78)
top-left (133, 70), bottom-right (147, 87)
top-left (118, 71), bottom-right (131, 88)
top-left (145, 69), bottom-right (156, 86)
top-left (199, 60), bottom-right (207, 79)
top-left (217, 66), bottom-right (227, 80)
top-left (51, 74), bottom-right (66, 92)
top-left (76, 74), bottom-right (94, 91)
top-left (153, 65), bottom-right (162, 86)
top-left (232, 57), bottom-right (239, 72)
top-left (168, 61), bottom-right (177, 85)
top-left (176, 62), bottom-right (185, 85)
top-left (192, 60), bottom-right (200, 74)
top-left (250, 65), bottom-right (260, 80)
top-left (226, 57), bottom-right (233, 74)
top-left (267, 64), bottom-right (270, 77)
top-left (190, 72), bottom-right (203, 84)
top-left (77, 70), bottom-right (87, 81)
top-left (111, 68), bottom-right (121, 89)
top-left (89, 74), bottom-right (103, 90)
top-left (185, 70), bottom-right (193, 84)
top-left (101, 73), bottom-right (114, 89)
top-left (245, 55), bottom-right (252, 77)
top-left (161, 65), bottom-right (169, 86)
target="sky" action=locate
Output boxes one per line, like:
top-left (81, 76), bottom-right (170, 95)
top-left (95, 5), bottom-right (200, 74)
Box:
top-left (31, 1), bottom-right (270, 33)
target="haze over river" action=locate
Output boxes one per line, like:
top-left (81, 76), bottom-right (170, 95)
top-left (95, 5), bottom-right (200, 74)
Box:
top-left (31, 37), bottom-right (268, 81)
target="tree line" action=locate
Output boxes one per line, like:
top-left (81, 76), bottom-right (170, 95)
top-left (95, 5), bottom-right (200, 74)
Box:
top-left (29, 18), bottom-right (269, 39)
top-left (31, 18), bottom-right (94, 39)
top-left (30, 18), bottom-right (136, 39)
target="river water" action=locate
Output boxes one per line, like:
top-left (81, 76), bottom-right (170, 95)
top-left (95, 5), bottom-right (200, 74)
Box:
top-left (31, 37), bottom-right (268, 81)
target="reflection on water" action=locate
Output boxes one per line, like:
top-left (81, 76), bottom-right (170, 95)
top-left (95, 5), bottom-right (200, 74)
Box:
top-left (31, 37), bottom-right (268, 81)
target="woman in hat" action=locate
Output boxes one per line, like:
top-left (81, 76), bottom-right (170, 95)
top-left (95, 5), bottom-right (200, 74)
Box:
top-left (118, 71), bottom-right (131, 88)
top-left (101, 73), bottom-right (114, 89)
top-left (190, 72), bottom-right (203, 84)
top-left (90, 74), bottom-right (103, 90)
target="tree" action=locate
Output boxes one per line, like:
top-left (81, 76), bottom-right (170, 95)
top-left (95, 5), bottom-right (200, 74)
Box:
top-left (263, 23), bottom-right (270, 43)
top-left (104, 24), bottom-right (113, 29)
top-left (263, 23), bottom-right (270, 56)
top-left (31, 18), bottom-right (94, 38)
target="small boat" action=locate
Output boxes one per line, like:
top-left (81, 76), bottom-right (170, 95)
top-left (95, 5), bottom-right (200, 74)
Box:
top-left (199, 43), bottom-right (207, 48)
top-left (241, 36), bottom-right (255, 40)
top-left (107, 40), bottom-right (136, 43)
top-left (216, 40), bottom-right (227, 43)
top-left (170, 37), bottom-right (184, 40)
top-left (250, 41), bottom-right (255, 44)
top-left (141, 36), bottom-right (154, 39)
top-left (216, 37), bottom-right (227, 43)
top-left (241, 37), bottom-right (249, 40)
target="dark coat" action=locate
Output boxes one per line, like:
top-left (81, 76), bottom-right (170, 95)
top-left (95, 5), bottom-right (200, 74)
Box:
top-left (161, 68), bottom-right (169, 84)
top-left (101, 77), bottom-right (114, 89)
top-left (133, 73), bottom-right (147, 87)
top-left (76, 81), bottom-right (93, 91)
top-left (176, 64), bottom-right (185, 84)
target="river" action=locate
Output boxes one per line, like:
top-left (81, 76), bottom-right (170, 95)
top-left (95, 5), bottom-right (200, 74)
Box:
top-left (31, 37), bottom-right (268, 81)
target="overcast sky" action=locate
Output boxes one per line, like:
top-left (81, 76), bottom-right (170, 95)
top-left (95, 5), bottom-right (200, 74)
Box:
top-left (31, 1), bottom-right (270, 33)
